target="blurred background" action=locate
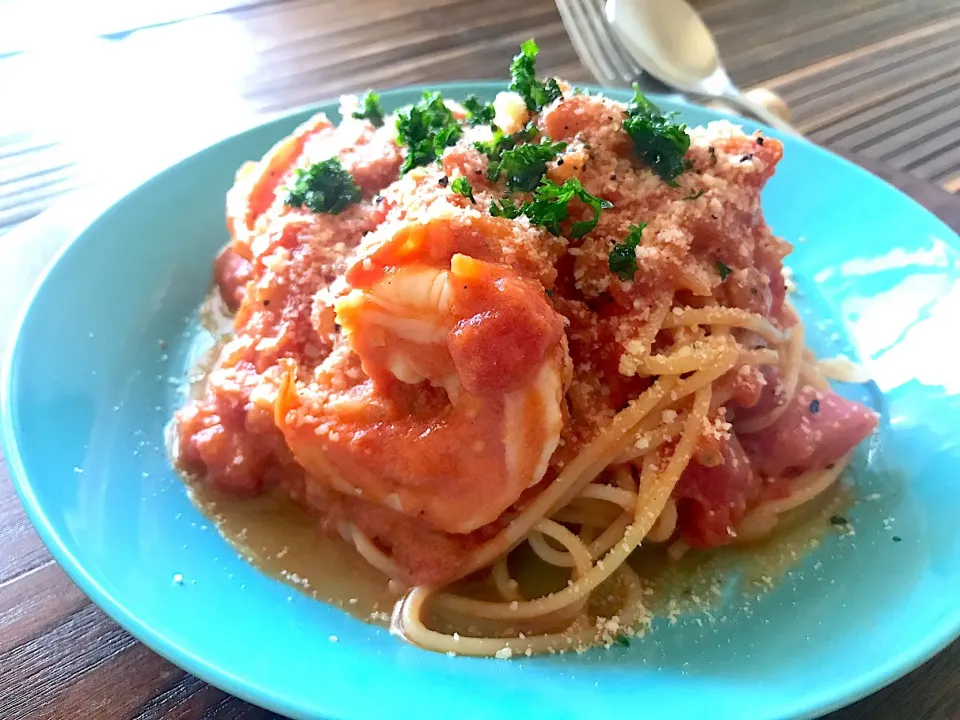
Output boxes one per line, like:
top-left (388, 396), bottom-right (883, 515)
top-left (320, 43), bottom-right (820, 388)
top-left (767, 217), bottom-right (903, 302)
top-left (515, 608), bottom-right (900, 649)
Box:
top-left (1, 0), bottom-right (959, 236)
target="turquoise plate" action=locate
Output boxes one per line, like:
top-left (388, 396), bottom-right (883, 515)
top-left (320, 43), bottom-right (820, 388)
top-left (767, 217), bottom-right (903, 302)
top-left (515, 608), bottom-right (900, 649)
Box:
top-left (3, 83), bottom-right (959, 720)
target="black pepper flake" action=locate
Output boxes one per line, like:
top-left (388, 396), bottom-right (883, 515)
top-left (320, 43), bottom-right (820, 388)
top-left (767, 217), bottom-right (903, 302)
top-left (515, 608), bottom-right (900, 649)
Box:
top-left (333, 321), bottom-right (341, 331)
top-left (609, 173), bottom-right (616, 181)
top-left (438, 176), bottom-right (449, 187)
top-left (557, 158), bottom-right (564, 166)
top-left (826, 463), bottom-right (835, 470)
top-left (757, 136), bottom-right (765, 146)
top-left (374, 194), bottom-right (384, 203)
top-left (740, 153), bottom-right (754, 163)
top-left (750, 287), bottom-right (758, 296)
top-left (262, 299), bottom-right (271, 307)
top-left (809, 398), bottom-right (820, 414)
top-left (829, 515), bottom-right (848, 526)
top-left (893, 536), bottom-right (902, 542)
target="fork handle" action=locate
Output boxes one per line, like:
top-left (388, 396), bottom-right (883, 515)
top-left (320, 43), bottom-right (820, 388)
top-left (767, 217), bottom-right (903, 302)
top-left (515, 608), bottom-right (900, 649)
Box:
top-left (718, 88), bottom-right (798, 135)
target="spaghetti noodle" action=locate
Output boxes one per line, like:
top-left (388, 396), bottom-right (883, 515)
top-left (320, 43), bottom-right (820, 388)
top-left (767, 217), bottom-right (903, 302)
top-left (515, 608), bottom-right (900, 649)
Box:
top-left (172, 45), bottom-right (879, 657)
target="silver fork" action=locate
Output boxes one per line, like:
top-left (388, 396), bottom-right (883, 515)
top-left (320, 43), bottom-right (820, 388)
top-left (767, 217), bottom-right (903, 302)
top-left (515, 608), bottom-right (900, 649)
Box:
top-left (555, 0), bottom-right (664, 91)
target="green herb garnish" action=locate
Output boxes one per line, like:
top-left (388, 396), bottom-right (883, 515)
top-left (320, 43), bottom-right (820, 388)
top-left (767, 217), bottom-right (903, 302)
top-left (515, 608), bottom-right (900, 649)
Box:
top-left (451, 176), bottom-right (475, 203)
top-left (829, 515), bottom-right (848, 526)
top-left (623, 84), bottom-right (691, 185)
top-left (609, 223), bottom-right (647, 281)
top-left (716, 261), bottom-right (732, 280)
top-left (509, 39), bottom-right (562, 112)
top-left (475, 123), bottom-right (538, 165)
top-left (489, 139), bottom-right (567, 191)
top-left (285, 158), bottom-right (362, 215)
top-left (462, 94), bottom-right (496, 127)
top-left (490, 197), bottom-right (522, 219)
top-left (396, 91), bottom-right (463, 173)
top-left (351, 91), bottom-right (385, 127)
top-left (614, 635), bottom-right (631, 647)
top-left (522, 178), bottom-right (611, 238)
top-left (683, 189), bottom-right (705, 200)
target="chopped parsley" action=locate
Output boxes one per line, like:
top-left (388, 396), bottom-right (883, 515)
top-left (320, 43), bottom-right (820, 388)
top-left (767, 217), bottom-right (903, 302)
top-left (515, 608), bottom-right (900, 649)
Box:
top-left (522, 178), bottom-right (612, 238)
top-left (829, 515), bottom-right (848, 526)
top-left (489, 139), bottom-right (567, 191)
top-left (475, 123), bottom-right (538, 170)
top-left (490, 197), bottom-right (521, 219)
top-left (614, 635), bottom-right (631, 647)
top-left (396, 91), bottom-right (462, 173)
top-left (509, 39), bottom-right (562, 112)
top-left (683, 189), bottom-right (705, 200)
top-left (462, 94), bottom-right (496, 127)
top-left (351, 91), bottom-right (385, 127)
top-left (893, 536), bottom-right (902, 542)
top-left (285, 157), bottom-right (361, 214)
top-left (623, 83), bottom-right (691, 185)
top-left (716, 261), bottom-right (732, 280)
top-left (451, 176), bottom-right (475, 203)
top-left (809, 398), bottom-right (821, 414)
top-left (609, 223), bottom-right (647, 281)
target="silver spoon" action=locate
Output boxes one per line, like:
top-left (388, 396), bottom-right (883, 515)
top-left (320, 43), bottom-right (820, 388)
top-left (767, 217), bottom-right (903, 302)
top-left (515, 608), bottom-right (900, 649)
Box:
top-left (605, 0), bottom-right (795, 134)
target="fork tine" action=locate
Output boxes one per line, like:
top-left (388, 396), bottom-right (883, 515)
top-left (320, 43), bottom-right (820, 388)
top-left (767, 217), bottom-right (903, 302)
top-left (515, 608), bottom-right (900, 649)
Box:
top-left (575, 0), bottom-right (641, 82)
top-left (564, 0), bottom-right (624, 83)
top-left (555, 0), bottom-right (618, 86)
top-left (556, 0), bottom-right (642, 87)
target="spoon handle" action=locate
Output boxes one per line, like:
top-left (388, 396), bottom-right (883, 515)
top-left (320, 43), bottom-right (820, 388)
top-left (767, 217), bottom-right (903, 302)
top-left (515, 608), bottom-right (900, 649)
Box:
top-left (718, 88), bottom-right (798, 135)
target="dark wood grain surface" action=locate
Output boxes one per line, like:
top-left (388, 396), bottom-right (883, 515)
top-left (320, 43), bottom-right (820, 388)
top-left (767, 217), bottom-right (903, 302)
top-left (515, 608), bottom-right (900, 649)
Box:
top-left (1, 1), bottom-right (958, 718)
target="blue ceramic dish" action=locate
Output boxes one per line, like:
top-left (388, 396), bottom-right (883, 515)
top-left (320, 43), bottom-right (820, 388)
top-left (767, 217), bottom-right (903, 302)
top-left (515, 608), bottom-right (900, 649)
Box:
top-left (3, 83), bottom-right (959, 720)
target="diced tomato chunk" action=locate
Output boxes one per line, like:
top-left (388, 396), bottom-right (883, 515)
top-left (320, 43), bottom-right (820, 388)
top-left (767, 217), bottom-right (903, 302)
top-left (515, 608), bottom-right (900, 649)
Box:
top-left (674, 434), bottom-right (760, 547)
top-left (739, 386), bottom-right (877, 477)
top-left (214, 246), bottom-right (252, 312)
top-left (450, 274), bottom-right (565, 395)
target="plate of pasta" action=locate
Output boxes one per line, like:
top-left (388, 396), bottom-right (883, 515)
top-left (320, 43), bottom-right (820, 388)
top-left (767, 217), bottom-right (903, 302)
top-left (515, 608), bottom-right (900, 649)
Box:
top-left (3, 41), bottom-right (959, 720)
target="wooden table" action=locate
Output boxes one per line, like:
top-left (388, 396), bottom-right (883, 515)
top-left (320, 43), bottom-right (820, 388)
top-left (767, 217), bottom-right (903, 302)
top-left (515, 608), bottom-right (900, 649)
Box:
top-left (1, 1), bottom-right (958, 718)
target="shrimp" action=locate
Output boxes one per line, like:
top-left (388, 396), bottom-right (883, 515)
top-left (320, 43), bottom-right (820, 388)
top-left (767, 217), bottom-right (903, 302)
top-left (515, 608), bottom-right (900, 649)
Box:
top-left (226, 114), bottom-right (335, 249)
top-left (273, 219), bottom-right (571, 535)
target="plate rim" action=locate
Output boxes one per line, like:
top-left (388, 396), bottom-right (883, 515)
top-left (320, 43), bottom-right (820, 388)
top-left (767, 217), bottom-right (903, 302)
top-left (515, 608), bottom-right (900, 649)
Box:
top-left (2, 80), bottom-right (959, 720)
